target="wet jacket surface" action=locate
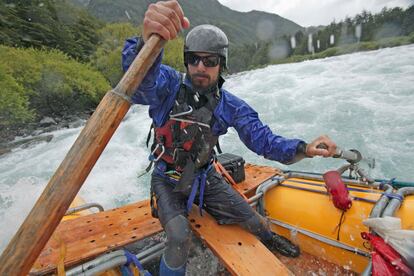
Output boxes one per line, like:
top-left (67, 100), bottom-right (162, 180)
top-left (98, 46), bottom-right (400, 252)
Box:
top-left (122, 37), bottom-right (304, 164)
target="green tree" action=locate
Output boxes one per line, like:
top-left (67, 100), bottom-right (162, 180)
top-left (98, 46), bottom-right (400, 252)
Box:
top-left (402, 6), bottom-right (414, 35)
top-left (0, 0), bottom-right (102, 61)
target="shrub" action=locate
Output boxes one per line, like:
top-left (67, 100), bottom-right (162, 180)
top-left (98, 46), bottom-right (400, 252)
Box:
top-left (163, 37), bottom-right (185, 72)
top-left (91, 23), bottom-right (186, 87)
top-left (0, 64), bottom-right (34, 127)
top-left (409, 32), bottom-right (414, 43)
top-left (0, 45), bottom-right (110, 118)
top-left (319, 47), bottom-right (338, 57)
top-left (91, 23), bottom-right (138, 87)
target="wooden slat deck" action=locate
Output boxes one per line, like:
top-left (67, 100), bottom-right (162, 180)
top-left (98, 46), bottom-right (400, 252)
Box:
top-left (31, 200), bottom-right (162, 275)
top-left (189, 207), bottom-right (291, 275)
top-left (233, 164), bottom-right (281, 195)
top-left (31, 164), bottom-right (285, 275)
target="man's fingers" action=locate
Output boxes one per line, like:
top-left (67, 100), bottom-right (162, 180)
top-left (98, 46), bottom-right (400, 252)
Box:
top-left (182, 17), bottom-right (190, 29)
top-left (307, 135), bottom-right (337, 157)
top-left (314, 148), bottom-right (330, 157)
top-left (154, 3), bottom-right (181, 37)
top-left (319, 138), bottom-right (336, 156)
top-left (161, 0), bottom-right (187, 28)
top-left (143, 5), bottom-right (177, 41)
top-left (143, 1), bottom-right (189, 42)
top-left (143, 17), bottom-right (172, 41)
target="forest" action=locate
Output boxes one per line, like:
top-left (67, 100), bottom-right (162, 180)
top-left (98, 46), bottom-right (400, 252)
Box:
top-left (229, 6), bottom-right (414, 71)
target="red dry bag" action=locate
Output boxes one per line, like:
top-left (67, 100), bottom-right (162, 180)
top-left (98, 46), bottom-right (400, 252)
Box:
top-left (323, 170), bottom-right (352, 211)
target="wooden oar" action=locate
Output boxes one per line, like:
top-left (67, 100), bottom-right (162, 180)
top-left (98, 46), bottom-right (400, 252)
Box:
top-left (0, 35), bottom-right (166, 276)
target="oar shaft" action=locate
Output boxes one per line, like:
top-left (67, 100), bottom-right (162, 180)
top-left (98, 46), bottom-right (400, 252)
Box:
top-left (0, 35), bottom-right (165, 276)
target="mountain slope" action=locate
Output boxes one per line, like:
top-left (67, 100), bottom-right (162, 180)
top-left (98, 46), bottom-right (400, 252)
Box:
top-left (72, 0), bottom-right (303, 46)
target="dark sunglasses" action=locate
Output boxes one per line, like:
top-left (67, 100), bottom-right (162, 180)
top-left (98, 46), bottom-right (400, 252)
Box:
top-left (186, 54), bottom-right (220, 67)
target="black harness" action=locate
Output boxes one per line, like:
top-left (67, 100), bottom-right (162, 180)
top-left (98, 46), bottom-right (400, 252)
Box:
top-left (147, 75), bottom-right (220, 173)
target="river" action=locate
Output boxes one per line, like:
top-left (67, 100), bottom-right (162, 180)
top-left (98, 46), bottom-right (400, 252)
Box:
top-left (1, 44), bottom-right (413, 253)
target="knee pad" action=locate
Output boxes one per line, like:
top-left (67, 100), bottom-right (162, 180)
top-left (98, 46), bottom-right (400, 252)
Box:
top-left (165, 215), bottom-right (191, 244)
top-left (163, 215), bottom-right (192, 268)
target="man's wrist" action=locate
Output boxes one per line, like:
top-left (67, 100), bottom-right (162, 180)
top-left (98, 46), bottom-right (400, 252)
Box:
top-left (297, 142), bottom-right (312, 158)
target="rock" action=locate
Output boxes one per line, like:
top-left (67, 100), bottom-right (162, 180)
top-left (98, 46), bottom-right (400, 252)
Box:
top-left (1, 111), bottom-right (90, 145)
top-left (0, 147), bottom-right (12, 156)
top-left (32, 129), bottom-right (44, 136)
top-left (68, 119), bottom-right (85, 128)
top-left (39, 117), bottom-right (57, 127)
top-left (42, 125), bottom-right (59, 133)
top-left (2, 134), bottom-right (54, 151)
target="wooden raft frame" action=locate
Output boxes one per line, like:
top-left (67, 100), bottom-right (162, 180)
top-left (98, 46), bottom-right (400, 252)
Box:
top-left (31, 200), bottom-right (162, 275)
top-left (189, 206), bottom-right (291, 275)
top-left (31, 164), bottom-right (286, 275)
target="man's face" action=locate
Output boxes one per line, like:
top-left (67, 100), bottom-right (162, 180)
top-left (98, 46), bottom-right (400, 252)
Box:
top-left (187, 52), bottom-right (220, 91)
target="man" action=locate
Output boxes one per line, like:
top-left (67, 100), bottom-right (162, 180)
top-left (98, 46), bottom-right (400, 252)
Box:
top-left (122, 1), bottom-right (337, 275)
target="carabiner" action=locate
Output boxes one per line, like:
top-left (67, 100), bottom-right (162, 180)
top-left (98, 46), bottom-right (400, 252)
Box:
top-left (169, 106), bottom-right (193, 118)
top-left (150, 144), bottom-right (165, 162)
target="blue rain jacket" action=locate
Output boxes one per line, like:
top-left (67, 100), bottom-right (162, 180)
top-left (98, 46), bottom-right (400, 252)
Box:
top-left (122, 37), bottom-right (303, 164)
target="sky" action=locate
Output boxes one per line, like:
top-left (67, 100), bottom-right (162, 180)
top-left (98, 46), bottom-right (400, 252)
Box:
top-left (217, 0), bottom-right (413, 27)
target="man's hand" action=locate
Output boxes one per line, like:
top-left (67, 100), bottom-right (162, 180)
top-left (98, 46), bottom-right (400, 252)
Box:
top-left (143, 0), bottom-right (190, 42)
top-left (306, 135), bottom-right (337, 157)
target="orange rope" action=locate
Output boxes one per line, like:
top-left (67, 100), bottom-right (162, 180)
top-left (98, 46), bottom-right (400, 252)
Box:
top-left (214, 161), bottom-right (248, 200)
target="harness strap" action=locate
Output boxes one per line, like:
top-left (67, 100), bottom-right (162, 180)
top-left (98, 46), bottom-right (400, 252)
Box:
top-left (121, 249), bottom-right (151, 276)
top-left (216, 139), bottom-right (222, 154)
top-left (187, 176), bottom-right (200, 215)
top-left (146, 123), bottom-right (154, 148)
top-left (153, 161), bottom-right (179, 184)
top-left (214, 161), bottom-right (248, 200)
top-left (383, 192), bottom-right (403, 202)
top-left (186, 165), bottom-right (211, 216)
top-left (153, 161), bottom-right (212, 216)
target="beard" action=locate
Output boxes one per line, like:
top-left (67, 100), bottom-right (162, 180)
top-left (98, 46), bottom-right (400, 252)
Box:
top-left (188, 72), bottom-right (219, 95)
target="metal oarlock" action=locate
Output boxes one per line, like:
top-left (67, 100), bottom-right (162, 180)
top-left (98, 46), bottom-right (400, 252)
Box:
top-left (333, 148), bottom-right (362, 163)
top-left (328, 147), bottom-right (375, 184)
top-left (317, 144), bottom-right (362, 163)
top-left (150, 144), bottom-right (165, 162)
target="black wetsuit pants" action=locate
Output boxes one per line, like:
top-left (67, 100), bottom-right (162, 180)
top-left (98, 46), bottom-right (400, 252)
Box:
top-left (151, 168), bottom-right (273, 269)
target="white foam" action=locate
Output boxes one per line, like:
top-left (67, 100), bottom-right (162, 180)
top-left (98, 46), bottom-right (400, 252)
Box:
top-left (1, 45), bottom-right (414, 254)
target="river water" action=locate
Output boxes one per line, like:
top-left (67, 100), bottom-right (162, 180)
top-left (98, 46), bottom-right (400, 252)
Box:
top-left (1, 44), bottom-right (413, 254)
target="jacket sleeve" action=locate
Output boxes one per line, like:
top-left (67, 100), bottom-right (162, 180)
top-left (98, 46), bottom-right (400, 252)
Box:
top-left (216, 91), bottom-right (304, 164)
top-left (121, 37), bottom-right (180, 107)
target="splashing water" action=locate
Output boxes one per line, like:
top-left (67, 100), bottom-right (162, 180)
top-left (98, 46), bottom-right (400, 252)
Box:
top-left (1, 45), bottom-right (413, 254)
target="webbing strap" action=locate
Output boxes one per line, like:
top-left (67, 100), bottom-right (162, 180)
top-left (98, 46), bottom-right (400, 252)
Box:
top-left (122, 249), bottom-right (151, 276)
top-left (146, 123), bottom-right (154, 148)
top-left (214, 161), bottom-right (248, 200)
top-left (186, 165), bottom-right (212, 216)
top-left (383, 192), bottom-right (404, 202)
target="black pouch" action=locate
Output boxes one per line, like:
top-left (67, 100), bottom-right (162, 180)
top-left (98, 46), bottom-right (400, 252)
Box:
top-left (174, 159), bottom-right (196, 195)
top-left (216, 153), bottom-right (246, 183)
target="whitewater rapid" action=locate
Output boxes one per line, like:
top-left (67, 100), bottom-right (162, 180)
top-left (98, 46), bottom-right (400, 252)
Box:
top-left (1, 44), bottom-right (413, 253)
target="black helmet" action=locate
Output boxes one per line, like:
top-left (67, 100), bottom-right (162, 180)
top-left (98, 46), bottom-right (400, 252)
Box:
top-left (184, 24), bottom-right (229, 69)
